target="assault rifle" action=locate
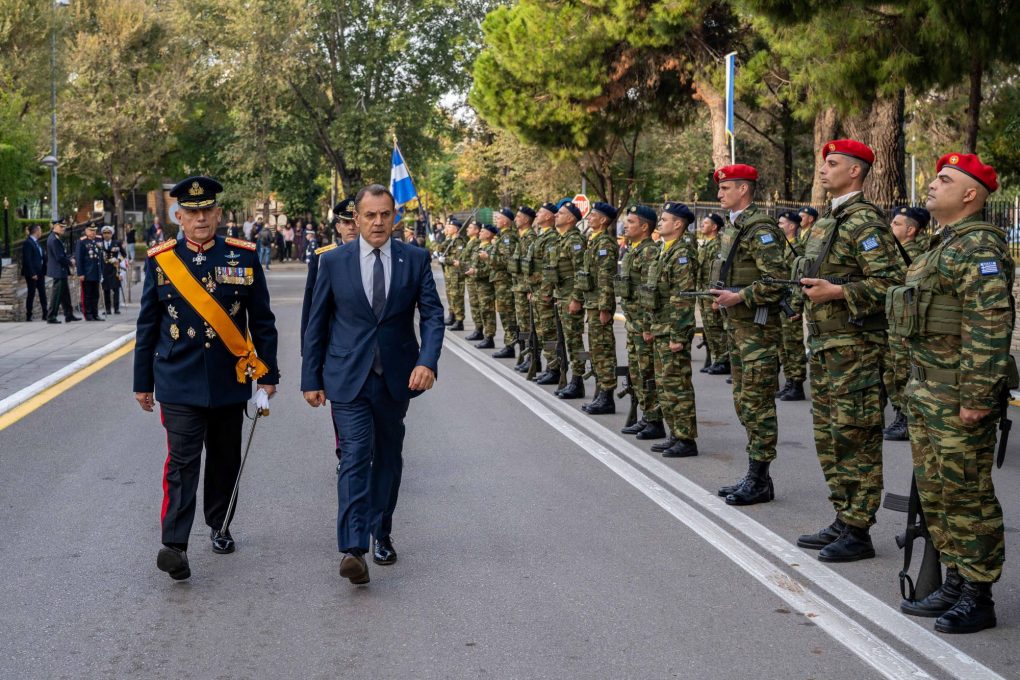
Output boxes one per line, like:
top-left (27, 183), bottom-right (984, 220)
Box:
top-left (525, 300), bottom-right (542, 381)
top-left (544, 302), bottom-right (570, 390)
top-left (616, 366), bottom-right (638, 428)
top-left (883, 478), bottom-right (942, 603)
top-left (676, 284), bottom-right (773, 325)
top-left (760, 275), bottom-right (857, 288)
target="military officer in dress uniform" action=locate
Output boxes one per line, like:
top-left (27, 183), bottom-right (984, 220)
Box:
top-left (795, 140), bottom-right (905, 562)
top-left (77, 224), bottom-right (104, 320)
top-left (301, 198), bottom-right (357, 348)
top-left (892, 154), bottom-right (1012, 634)
top-left (133, 176), bottom-right (279, 581)
top-left (576, 202), bottom-right (618, 414)
top-left (100, 225), bottom-right (125, 315)
top-left (883, 206), bottom-right (931, 441)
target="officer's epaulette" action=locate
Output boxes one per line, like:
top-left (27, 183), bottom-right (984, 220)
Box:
top-left (315, 242), bottom-right (338, 256)
top-left (147, 239), bottom-right (177, 257)
top-left (225, 236), bottom-right (256, 251)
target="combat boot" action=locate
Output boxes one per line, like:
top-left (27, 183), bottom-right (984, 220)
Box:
top-left (650, 434), bottom-right (679, 452)
top-left (796, 518), bottom-right (846, 550)
top-left (557, 376), bottom-right (585, 399)
top-left (451, 320), bottom-right (464, 331)
top-left (883, 409), bottom-right (909, 441)
top-left (817, 523), bottom-right (875, 562)
top-left (475, 336), bottom-right (495, 349)
top-left (707, 361), bottom-right (731, 375)
top-left (780, 380), bottom-right (805, 401)
top-left (635, 419), bottom-right (666, 440)
top-left (584, 390), bottom-right (615, 415)
top-left (775, 381), bottom-right (791, 399)
top-left (465, 328), bottom-right (484, 341)
top-left (934, 580), bottom-right (996, 634)
top-left (492, 345), bottom-right (515, 359)
top-left (662, 439), bottom-right (698, 458)
top-left (901, 568), bottom-right (963, 617)
top-left (445, 312), bottom-right (456, 326)
top-left (717, 465), bottom-right (749, 497)
top-left (535, 369), bottom-right (561, 386)
top-left (621, 417), bottom-right (648, 435)
top-left (516, 357), bottom-right (531, 373)
top-left (725, 460), bottom-right (774, 506)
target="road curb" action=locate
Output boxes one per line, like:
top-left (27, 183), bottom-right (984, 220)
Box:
top-left (0, 330), bottom-right (136, 418)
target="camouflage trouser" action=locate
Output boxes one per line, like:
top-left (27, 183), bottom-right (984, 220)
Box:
top-left (699, 299), bottom-right (729, 366)
top-left (493, 278), bottom-right (518, 346)
top-left (467, 278), bottom-right (482, 331)
top-left (586, 308), bottom-right (617, 391)
top-left (726, 319), bottom-right (780, 462)
top-left (513, 289), bottom-right (532, 333)
top-left (625, 331), bottom-right (661, 421)
top-left (779, 315), bottom-right (807, 382)
top-left (535, 294), bottom-right (558, 367)
top-left (883, 333), bottom-right (911, 412)
top-left (555, 299), bottom-right (586, 376)
top-left (654, 335), bottom-right (697, 439)
top-left (445, 269), bottom-right (465, 321)
top-left (475, 280), bottom-right (497, 338)
top-left (808, 342), bottom-right (884, 528)
top-left (906, 380), bottom-right (1004, 582)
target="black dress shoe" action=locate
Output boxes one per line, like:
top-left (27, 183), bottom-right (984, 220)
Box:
top-left (475, 336), bottom-right (495, 349)
top-left (621, 418), bottom-right (648, 435)
top-left (465, 329), bottom-right (484, 341)
top-left (66, 316), bottom-right (81, 322)
top-left (934, 580), bottom-right (996, 634)
top-left (817, 524), bottom-right (875, 562)
top-left (210, 528), bottom-right (235, 554)
top-left (662, 439), bottom-right (698, 458)
top-left (47, 319), bottom-right (60, 324)
top-left (635, 420), bottom-right (666, 440)
top-left (114, 310), bottom-right (121, 314)
top-left (535, 369), bottom-right (561, 386)
top-left (901, 568), bottom-right (962, 617)
top-left (373, 536), bottom-right (397, 565)
top-left (796, 518), bottom-right (846, 550)
top-left (156, 546), bottom-right (191, 580)
top-left (491, 345), bottom-right (515, 359)
top-left (556, 376), bottom-right (585, 399)
top-left (451, 320), bottom-right (464, 331)
top-left (339, 553), bottom-right (370, 584)
top-left (651, 434), bottom-right (679, 453)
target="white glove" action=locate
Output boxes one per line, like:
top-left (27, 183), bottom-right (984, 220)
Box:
top-left (437, 255), bottom-right (446, 264)
top-left (254, 388), bottom-right (271, 414)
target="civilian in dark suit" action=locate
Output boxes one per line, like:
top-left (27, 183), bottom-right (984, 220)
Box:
top-left (45, 219), bottom-right (79, 323)
top-left (22, 224), bottom-right (48, 321)
top-left (301, 185), bottom-right (444, 585)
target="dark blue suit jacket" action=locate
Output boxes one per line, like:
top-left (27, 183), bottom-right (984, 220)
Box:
top-left (46, 232), bottom-right (71, 278)
top-left (22, 237), bottom-right (45, 279)
top-left (301, 237), bottom-right (444, 403)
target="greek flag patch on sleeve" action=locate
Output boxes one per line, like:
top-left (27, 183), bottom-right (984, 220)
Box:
top-left (573, 243), bottom-right (582, 251)
top-left (598, 248), bottom-right (607, 256)
top-left (979, 259), bottom-right (1000, 276)
top-left (861, 236), bottom-right (879, 252)
top-left (677, 256), bottom-right (688, 265)
top-left (759, 233), bottom-right (775, 245)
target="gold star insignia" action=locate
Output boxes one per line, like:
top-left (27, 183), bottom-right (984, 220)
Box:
top-left (169, 324), bottom-right (180, 340)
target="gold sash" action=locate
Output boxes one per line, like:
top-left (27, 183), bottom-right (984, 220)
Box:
top-left (154, 248), bottom-right (269, 384)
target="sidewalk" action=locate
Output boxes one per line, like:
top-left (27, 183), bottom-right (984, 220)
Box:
top-left (0, 303), bottom-right (139, 403)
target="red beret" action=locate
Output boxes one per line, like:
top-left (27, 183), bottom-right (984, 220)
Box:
top-left (822, 139), bottom-right (875, 165)
top-left (713, 164), bottom-right (759, 184)
top-left (936, 152), bottom-right (998, 193)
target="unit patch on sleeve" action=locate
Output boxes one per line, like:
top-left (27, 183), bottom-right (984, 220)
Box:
top-left (978, 259), bottom-right (1001, 276)
top-left (861, 236), bottom-right (879, 252)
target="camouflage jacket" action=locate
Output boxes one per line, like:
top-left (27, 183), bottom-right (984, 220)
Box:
top-left (529, 227), bottom-right (559, 297)
top-left (469, 239), bottom-right (494, 283)
top-left (489, 228), bottom-right (518, 285)
top-left (646, 237), bottom-right (699, 341)
top-left (548, 227), bottom-right (586, 300)
top-left (619, 237), bottom-right (660, 335)
top-left (717, 204), bottom-right (788, 311)
top-left (459, 237), bottom-right (479, 276)
top-left (511, 228), bottom-right (536, 293)
top-left (442, 234), bottom-right (467, 277)
top-left (696, 235), bottom-right (721, 289)
top-left (574, 229), bottom-right (617, 311)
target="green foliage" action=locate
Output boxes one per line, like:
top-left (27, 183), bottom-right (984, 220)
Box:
top-left (0, 89), bottom-right (42, 205)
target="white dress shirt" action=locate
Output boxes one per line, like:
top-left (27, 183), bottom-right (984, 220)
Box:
top-left (359, 236), bottom-right (392, 307)
top-left (729, 208), bottom-right (745, 224)
top-left (831, 190), bottom-right (861, 212)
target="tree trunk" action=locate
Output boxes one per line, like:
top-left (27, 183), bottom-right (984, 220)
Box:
top-left (112, 183), bottom-right (125, 236)
top-left (693, 79), bottom-right (730, 170)
top-left (811, 106), bottom-right (839, 207)
top-left (154, 179), bottom-right (166, 226)
top-left (965, 55), bottom-right (983, 153)
top-left (844, 93), bottom-right (907, 205)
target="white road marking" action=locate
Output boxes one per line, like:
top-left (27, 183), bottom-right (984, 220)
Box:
top-left (444, 333), bottom-right (1006, 680)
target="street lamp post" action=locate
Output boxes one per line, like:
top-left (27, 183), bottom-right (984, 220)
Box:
top-left (3, 196), bottom-right (9, 259)
top-left (47, 0), bottom-right (70, 222)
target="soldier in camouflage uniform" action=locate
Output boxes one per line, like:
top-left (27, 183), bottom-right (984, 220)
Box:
top-left (532, 203), bottom-right (563, 384)
top-left (776, 211), bottom-right (807, 401)
top-left (698, 214), bottom-right (730, 375)
top-left (619, 206), bottom-right (666, 441)
top-left (458, 222), bottom-right (484, 340)
top-left (465, 223), bottom-right (497, 344)
top-left (882, 206), bottom-right (931, 441)
top-left (574, 202), bottom-right (619, 414)
top-left (794, 140), bottom-right (906, 563)
top-left (709, 164), bottom-right (788, 506)
top-left (511, 206), bottom-right (538, 373)
top-left (893, 154), bottom-right (1011, 634)
top-left (546, 201), bottom-right (587, 399)
top-left (490, 208), bottom-right (520, 358)
top-left (645, 203), bottom-right (699, 457)
top-left (439, 220), bottom-right (467, 331)
top-left (797, 207), bottom-right (818, 248)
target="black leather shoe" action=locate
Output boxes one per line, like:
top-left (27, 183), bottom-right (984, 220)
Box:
top-left (934, 580), bottom-right (996, 634)
top-left (651, 434), bottom-right (679, 453)
top-left (66, 316), bottom-right (81, 322)
top-left (662, 439), bottom-right (698, 458)
top-left (699, 362), bottom-right (712, 373)
top-left (621, 418), bottom-right (648, 435)
top-left (156, 546), bottom-right (191, 580)
top-left (901, 568), bottom-right (962, 617)
top-left (451, 320), bottom-right (464, 331)
top-left (475, 336), bottom-right (495, 349)
top-left (515, 358), bottom-right (531, 373)
top-left (47, 319), bottom-right (60, 324)
top-left (818, 524), bottom-right (875, 562)
top-left (535, 369), bottom-right (561, 386)
top-left (635, 420), bottom-right (666, 440)
top-left (796, 518), bottom-right (846, 550)
top-left (373, 536), bottom-right (397, 565)
top-left (465, 329), bottom-right (484, 341)
top-left (339, 553), bottom-right (370, 584)
top-left (780, 380), bottom-right (805, 401)
top-left (584, 390), bottom-right (615, 415)
top-left (491, 345), bottom-right (515, 359)
top-left (557, 376), bottom-right (585, 399)
top-left (883, 409), bottom-right (909, 441)
top-left (210, 528), bottom-right (235, 554)
top-left (726, 460), bottom-right (774, 506)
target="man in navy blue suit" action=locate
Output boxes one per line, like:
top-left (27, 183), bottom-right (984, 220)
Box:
top-left (21, 224), bottom-right (48, 321)
top-left (301, 184), bottom-right (444, 585)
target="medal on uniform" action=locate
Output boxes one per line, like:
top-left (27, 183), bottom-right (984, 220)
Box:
top-left (167, 304), bottom-right (179, 320)
top-left (187, 326), bottom-right (196, 339)
top-left (229, 301), bottom-right (241, 317)
top-left (193, 251), bottom-right (207, 265)
top-left (205, 324), bottom-right (217, 339)
top-left (226, 251), bottom-right (241, 259)
top-left (169, 323), bottom-right (180, 340)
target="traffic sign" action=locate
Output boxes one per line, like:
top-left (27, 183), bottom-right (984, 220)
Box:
top-left (572, 194), bottom-right (590, 218)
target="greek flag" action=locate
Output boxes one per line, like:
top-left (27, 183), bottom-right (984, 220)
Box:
top-left (390, 141), bottom-right (418, 225)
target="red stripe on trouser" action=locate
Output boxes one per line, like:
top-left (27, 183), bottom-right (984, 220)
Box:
top-left (159, 407), bottom-right (171, 522)
top-left (79, 284), bottom-right (85, 316)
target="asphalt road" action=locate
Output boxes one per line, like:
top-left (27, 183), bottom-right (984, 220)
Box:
top-left (1, 263), bottom-right (1018, 679)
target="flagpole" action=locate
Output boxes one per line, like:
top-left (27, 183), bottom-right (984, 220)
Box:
top-left (725, 51), bottom-right (736, 164)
